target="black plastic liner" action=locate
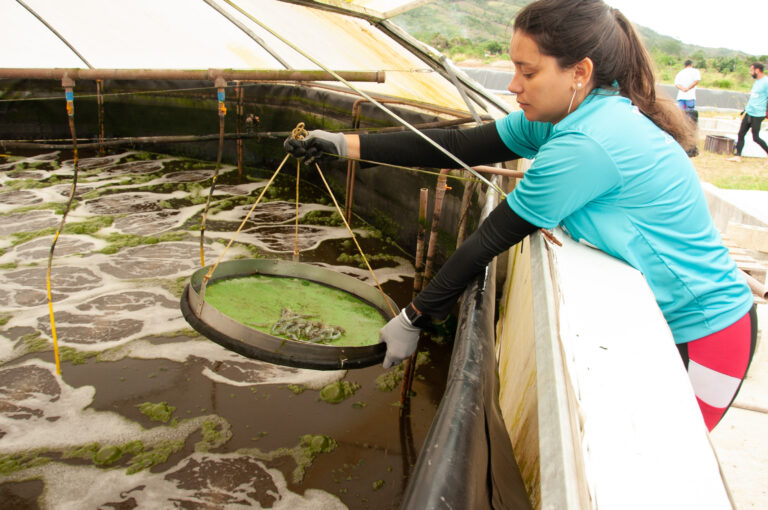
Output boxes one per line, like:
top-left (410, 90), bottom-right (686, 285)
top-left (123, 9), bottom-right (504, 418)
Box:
top-left (401, 264), bottom-right (532, 509)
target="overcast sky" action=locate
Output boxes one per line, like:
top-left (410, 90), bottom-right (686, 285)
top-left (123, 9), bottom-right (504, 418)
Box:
top-left (603, 0), bottom-right (766, 56)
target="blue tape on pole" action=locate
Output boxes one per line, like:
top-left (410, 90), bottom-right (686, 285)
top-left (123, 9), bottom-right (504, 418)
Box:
top-left (65, 91), bottom-right (74, 101)
top-left (218, 91), bottom-right (225, 102)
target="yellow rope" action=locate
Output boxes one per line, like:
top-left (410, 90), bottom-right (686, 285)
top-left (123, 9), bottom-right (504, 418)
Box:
top-left (199, 94), bottom-right (228, 266)
top-left (197, 153), bottom-right (290, 310)
top-left (197, 121), bottom-right (396, 318)
top-left (46, 90), bottom-right (79, 376)
top-left (313, 161), bottom-right (397, 318)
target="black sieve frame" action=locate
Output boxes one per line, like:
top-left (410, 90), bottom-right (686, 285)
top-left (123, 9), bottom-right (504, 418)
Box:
top-left (180, 258), bottom-right (394, 370)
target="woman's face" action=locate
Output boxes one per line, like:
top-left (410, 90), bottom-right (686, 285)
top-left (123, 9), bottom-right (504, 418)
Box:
top-left (507, 31), bottom-right (579, 123)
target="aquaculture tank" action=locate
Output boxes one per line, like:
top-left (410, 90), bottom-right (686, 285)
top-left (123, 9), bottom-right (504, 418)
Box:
top-left (0, 1), bottom-right (532, 509)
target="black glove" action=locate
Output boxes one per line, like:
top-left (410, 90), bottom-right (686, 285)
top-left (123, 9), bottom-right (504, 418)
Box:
top-left (283, 130), bottom-right (347, 164)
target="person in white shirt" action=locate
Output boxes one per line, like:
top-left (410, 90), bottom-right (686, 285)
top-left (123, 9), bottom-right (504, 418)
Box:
top-left (674, 59), bottom-right (701, 111)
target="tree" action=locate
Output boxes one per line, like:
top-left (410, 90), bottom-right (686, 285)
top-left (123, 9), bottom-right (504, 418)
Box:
top-left (485, 40), bottom-right (504, 55)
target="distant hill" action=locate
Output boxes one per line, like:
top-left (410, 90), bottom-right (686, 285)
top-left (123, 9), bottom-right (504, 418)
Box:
top-left (392, 0), bottom-right (751, 59)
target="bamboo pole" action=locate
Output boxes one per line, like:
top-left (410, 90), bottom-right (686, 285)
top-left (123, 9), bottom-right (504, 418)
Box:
top-left (412, 189), bottom-right (430, 298)
top-left (423, 169), bottom-right (450, 284)
top-left (400, 189), bottom-right (429, 410)
top-left (400, 171), bottom-right (450, 409)
top-left (0, 68), bottom-right (385, 83)
top-left (456, 180), bottom-right (478, 247)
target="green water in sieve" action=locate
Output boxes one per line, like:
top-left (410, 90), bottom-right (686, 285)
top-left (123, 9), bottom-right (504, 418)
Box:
top-left (203, 274), bottom-right (387, 347)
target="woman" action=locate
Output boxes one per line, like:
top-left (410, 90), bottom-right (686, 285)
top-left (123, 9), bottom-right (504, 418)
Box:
top-left (284, 0), bottom-right (756, 431)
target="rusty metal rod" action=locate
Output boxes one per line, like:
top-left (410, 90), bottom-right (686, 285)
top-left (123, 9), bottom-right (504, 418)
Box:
top-left (0, 68), bottom-right (385, 83)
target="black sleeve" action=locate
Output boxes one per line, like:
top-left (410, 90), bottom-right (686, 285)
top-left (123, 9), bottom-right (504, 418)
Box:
top-left (412, 201), bottom-right (539, 320)
top-left (358, 121), bottom-right (520, 168)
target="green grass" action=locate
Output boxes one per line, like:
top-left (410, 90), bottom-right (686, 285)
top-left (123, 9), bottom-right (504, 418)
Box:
top-left (692, 142), bottom-right (768, 190)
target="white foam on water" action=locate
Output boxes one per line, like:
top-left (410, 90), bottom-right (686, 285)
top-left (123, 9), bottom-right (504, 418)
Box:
top-left (208, 201), bottom-right (334, 224)
top-left (202, 365), bottom-right (346, 390)
top-left (0, 358), bottom-right (142, 452)
top-left (311, 259), bottom-right (413, 285)
top-left (214, 180), bottom-right (269, 196)
top-left (0, 151), bottom-right (413, 506)
top-left (18, 453), bottom-right (348, 510)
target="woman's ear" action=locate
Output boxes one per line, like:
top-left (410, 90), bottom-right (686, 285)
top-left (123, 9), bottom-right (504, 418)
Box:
top-left (573, 57), bottom-right (594, 87)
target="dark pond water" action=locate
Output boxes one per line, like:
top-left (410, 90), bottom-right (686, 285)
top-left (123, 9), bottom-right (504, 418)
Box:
top-left (0, 150), bottom-right (451, 509)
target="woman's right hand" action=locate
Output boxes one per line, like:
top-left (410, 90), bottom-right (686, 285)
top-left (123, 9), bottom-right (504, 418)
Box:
top-left (283, 130), bottom-right (347, 164)
top-left (379, 308), bottom-right (421, 369)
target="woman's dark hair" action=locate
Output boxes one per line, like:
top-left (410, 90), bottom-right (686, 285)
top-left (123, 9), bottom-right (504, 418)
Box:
top-left (514, 0), bottom-right (696, 150)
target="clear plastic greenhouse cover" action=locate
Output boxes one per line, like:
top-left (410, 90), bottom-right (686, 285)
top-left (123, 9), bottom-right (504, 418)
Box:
top-left (0, 0), bottom-right (476, 112)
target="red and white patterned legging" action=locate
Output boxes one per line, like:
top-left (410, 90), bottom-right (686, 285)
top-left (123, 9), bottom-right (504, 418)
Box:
top-left (677, 306), bottom-right (757, 431)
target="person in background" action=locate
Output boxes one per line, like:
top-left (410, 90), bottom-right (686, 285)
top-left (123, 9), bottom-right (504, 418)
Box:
top-left (674, 59), bottom-right (701, 111)
top-left (285, 0), bottom-right (757, 431)
top-left (729, 62), bottom-right (768, 163)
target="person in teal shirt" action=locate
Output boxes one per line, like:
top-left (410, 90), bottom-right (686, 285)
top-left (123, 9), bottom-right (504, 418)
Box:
top-left (729, 62), bottom-right (768, 162)
top-left (285, 0), bottom-right (757, 431)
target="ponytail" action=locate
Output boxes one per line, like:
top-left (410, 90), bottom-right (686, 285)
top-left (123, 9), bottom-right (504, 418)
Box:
top-left (515, 0), bottom-right (697, 151)
top-left (611, 10), bottom-right (697, 151)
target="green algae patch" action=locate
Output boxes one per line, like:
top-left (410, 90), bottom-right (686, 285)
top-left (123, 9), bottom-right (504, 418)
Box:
top-left (239, 433), bottom-right (338, 483)
top-left (127, 440), bottom-right (184, 474)
top-left (195, 418), bottom-right (233, 452)
top-left (376, 351), bottom-right (431, 391)
top-left (298, 210), bottom-right (344, 226)
top-left (286, 384), bottom-right (305, 395)
top-left (59, 345), bottom-right (99, 365)
top-left (319, 380), bottom-right (360, 404)
top-left (93, 445), bottom-right (123, 465)
top-left (203, 274), bottom-right (386, 347)
top-left (99, 231), bottom-right (188, 255)
top-left (0, 451), bottom-right (51, 475)
top-left (63, 442), bottom-right (100, 460)
top-left (138, 401), bottom-right (176, 423)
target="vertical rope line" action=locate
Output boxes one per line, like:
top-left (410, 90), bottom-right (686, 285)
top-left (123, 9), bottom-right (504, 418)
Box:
top-left (293, 160), bottom-right (300, 259)
top-left (197, 153), bottom-right (291, 312)
top-left (47, 88), bottom-right (79, 375)
top-left (313, 162), bottom-right (397, 318)
top-left (200, 88), bottom-right (228, 266)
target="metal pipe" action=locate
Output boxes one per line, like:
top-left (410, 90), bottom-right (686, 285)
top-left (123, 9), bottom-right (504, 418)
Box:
top-left (0, 132), bottom-right (281, 150)
top-left (0, 68), bottom-right (385, 83)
